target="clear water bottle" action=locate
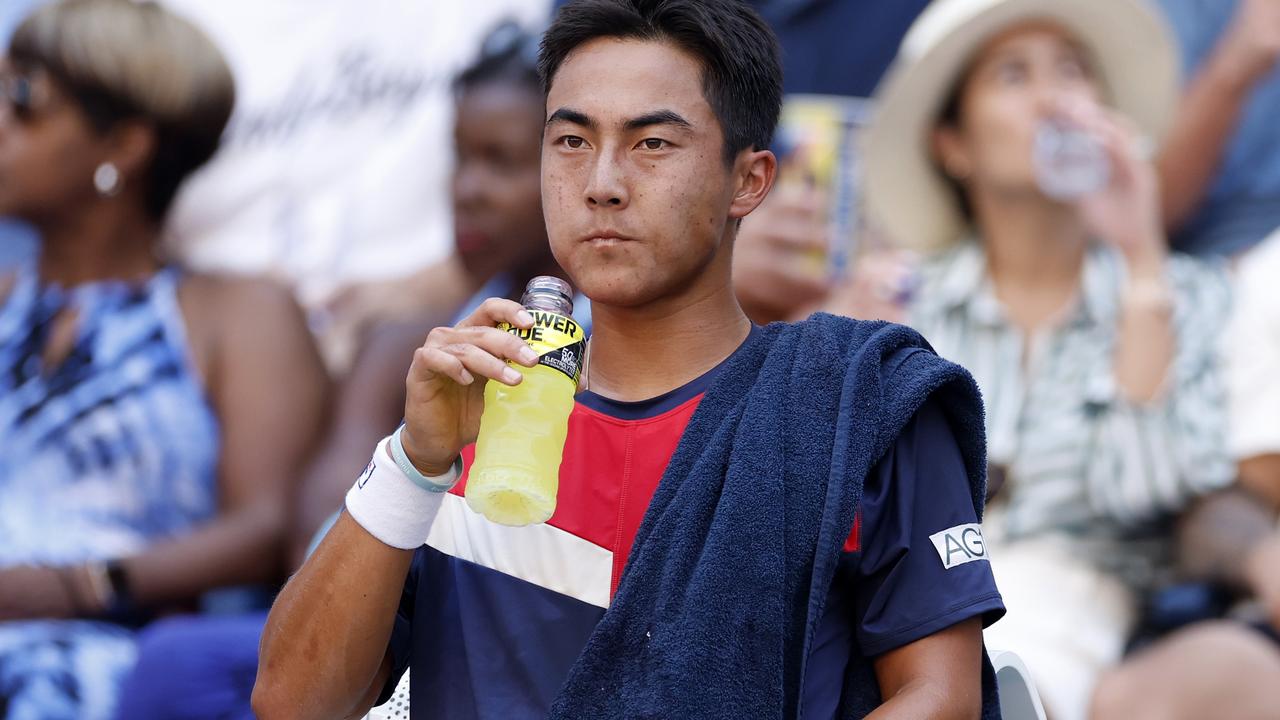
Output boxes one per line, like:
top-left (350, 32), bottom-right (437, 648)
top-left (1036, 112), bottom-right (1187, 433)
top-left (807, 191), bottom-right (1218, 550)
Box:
top-left (1033, 117), bottom-right (1110, 201)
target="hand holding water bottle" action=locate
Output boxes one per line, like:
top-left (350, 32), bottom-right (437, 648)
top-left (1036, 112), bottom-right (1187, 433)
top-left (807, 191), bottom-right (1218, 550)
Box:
top-left (401, 298), bottom-right (540, 477)
top-left (1041, 99), bottom-right (1165, 272)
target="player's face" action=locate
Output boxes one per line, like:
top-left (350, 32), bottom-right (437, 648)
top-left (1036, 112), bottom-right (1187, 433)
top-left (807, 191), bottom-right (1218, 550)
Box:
top-left (541, 38), bottom-right (769, 309)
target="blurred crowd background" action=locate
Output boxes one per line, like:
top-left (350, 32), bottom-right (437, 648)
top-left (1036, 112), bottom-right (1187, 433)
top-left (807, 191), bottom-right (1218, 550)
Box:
top-left (1, 0), bottom-right (1280, 718)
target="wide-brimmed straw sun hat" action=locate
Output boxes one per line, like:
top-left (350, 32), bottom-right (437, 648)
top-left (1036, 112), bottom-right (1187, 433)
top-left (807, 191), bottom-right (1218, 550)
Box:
top-left (861, 0), bottom-right (1179, 253)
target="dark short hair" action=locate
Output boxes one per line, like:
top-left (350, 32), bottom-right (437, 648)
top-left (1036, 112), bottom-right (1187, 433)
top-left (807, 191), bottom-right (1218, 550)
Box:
top-left (9, 0), bottom-right (234, 221)
top-left (456, 21), bottom-right (543, 95)
top-left (539, 0), bottom-right (782, 164)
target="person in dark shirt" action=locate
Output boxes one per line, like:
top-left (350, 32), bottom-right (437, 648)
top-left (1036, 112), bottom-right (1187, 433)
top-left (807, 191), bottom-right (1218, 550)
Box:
top-left (252, 2), bottom-right (1003, 718)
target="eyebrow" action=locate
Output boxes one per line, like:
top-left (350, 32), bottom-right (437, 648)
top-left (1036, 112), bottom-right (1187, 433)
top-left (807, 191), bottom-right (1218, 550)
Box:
top-left (546, 107), bottom-right (595, 129)
top-left (623, 109), bottom-right (692, 132)
top-left (545, 107), bottom-right (693, 132)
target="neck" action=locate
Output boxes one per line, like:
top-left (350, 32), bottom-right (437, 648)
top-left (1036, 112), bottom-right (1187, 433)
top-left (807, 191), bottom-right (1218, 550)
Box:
top-left (970, 185), bottom-right (1086, 329)
top-left (972, 185), bottom-right (1086, 291)
top-left (585, 248), bottom-right (750, 402)
top-left (36, 199), bottom-right (161, 287)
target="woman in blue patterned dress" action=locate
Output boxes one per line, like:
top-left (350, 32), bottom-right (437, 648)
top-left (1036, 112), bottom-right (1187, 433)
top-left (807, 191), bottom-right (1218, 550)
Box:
top-left (0, 1), bottom-right (330, 718)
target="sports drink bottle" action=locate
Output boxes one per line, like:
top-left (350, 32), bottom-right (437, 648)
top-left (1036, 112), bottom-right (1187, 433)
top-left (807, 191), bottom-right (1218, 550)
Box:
top-left (466, 276), bottom-right (584, 526)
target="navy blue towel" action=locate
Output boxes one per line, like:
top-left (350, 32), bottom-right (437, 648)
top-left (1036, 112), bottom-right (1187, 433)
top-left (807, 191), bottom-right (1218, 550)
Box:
top-left (550, 314), bottom-right (1000, 719)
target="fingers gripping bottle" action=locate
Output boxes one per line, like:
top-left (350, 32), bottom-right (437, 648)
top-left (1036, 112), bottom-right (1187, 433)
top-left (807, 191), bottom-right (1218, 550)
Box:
top-left (467, 276), bottom-right (585, 526)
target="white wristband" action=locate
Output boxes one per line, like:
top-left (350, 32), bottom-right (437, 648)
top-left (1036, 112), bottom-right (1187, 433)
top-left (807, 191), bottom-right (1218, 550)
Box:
top-left (344, 436), bottom-right (448, 550)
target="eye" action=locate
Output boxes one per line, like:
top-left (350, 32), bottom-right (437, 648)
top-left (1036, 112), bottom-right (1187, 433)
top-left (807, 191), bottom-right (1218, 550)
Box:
top-left (993, 60), bottom-right (1028, 85)
top-left (560, 135), bottom-right (586, 149)
top-left (638, 138), bottom-right (668, 151)
top-left (1057, 56), bottom-right (1089, 82)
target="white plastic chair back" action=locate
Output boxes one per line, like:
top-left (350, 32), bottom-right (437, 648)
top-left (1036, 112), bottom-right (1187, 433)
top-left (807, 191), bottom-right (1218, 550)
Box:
top-left (989, 648), bottom-right (1048, 720)
top-left (364, 669), bottom-right (411, 720)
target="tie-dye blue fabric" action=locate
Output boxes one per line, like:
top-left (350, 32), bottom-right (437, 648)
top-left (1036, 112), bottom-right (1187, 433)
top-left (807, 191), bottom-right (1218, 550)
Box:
top-left (0, 264), bottom-right (219, 720)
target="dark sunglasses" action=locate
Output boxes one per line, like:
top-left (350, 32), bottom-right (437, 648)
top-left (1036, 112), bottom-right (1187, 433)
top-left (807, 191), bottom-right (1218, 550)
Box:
top-left (0, 73), bottom-right (37, 122)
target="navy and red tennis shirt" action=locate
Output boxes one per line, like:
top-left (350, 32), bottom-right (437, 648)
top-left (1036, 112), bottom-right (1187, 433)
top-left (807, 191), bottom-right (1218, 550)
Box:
top-left (381, 339), bottom-right (1004, 719)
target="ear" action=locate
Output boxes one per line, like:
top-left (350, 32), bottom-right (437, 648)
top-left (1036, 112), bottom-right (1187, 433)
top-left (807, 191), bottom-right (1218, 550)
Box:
top-left (105, 120), bottom-right (157, 182)
top-left (931, 124), bottom-right (972, 182)
top-left (728, 148), bottom-right (777, 221)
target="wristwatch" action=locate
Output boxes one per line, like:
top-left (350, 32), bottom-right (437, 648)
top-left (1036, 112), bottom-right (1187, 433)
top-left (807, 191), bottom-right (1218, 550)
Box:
top-left (88, 559), bottom-right (134, 615)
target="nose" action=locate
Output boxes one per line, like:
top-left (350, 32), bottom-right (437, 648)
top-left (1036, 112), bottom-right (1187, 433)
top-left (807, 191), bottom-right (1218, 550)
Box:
top-left (583, 151), bottom-right (628, 209)
top-left (452, 160), bottom-right (486, 211)
top-left (1031, 79), bottom-right (1061, 118)
top-left (1033, 71), bottom-right (1094, 119)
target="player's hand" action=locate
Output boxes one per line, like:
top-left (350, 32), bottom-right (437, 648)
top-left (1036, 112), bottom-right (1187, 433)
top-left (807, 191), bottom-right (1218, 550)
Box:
top-left (399, 299), bottom-right (539, 475)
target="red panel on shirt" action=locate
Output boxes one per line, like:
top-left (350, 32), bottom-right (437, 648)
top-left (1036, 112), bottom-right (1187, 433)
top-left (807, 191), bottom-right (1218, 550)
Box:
top-left (452, 394), bottom-right (702, 597)
top-left (843, 515), bottom-right (861, 553)
top-left (452, 389), bottom-right (861, 599)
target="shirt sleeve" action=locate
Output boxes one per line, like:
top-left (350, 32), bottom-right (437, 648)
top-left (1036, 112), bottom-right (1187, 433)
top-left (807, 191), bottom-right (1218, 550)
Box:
top-left (375, 545), bottom-right (422, 706)
top-left (848, 398), bottom-right (1005, 657)
top-left (1082, 256), bottom-right (1235, 524)
top-left (1226, 239), bottom-right (1280, 459)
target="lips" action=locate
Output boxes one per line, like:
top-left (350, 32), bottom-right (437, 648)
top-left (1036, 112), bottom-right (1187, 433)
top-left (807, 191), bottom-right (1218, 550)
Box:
top-left (578, 230), bottom-right (637, 245)
top-left (455, 229), bottom-right (490, 254)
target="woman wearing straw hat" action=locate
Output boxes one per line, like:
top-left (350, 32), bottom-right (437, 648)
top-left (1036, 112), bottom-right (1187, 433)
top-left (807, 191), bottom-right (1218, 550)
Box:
top-left (854, 0), bottom-right (1235, 717)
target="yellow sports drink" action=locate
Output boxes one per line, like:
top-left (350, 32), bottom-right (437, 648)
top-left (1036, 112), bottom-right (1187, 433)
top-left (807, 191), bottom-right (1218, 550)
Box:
top-left (467, 276), bottom-right (584, 526)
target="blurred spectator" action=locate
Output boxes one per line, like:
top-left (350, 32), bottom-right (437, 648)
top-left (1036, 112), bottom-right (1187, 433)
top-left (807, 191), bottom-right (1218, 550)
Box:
top-left (0, 1), bottom-right (328, 718)
top-left (1156, 0), bottom-right (1280, 258)
top-left (112, 24), bottom-right (581, 719)
top-left (1228, 229), bottom-right (1280, 510)
top-left (852, 0), bottom-right (1234, 717)
top-left (1087, 227), bottom-right (1280, 718)
top-left (158, 0), bottom-right (550, 371)
top-left (0, 0), bottom-right (41, 267)
top-left (737, 0), bottom-right (930, 324)
top-left (737, 0), bottom-right (1280, 321)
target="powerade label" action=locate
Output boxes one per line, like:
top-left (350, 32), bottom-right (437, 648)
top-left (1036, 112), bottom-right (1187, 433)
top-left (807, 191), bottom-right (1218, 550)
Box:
top-left (499, 310), bottom-right (585, 383)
